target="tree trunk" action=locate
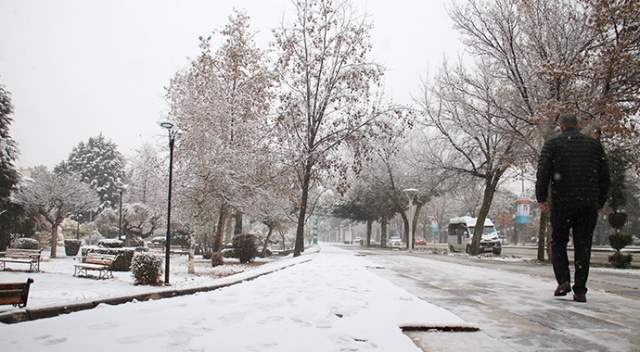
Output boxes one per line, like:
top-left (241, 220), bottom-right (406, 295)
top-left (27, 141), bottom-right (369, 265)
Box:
top-left (294, 159), bottom-right (313, 257)
top-left (124, 226), bottom-right (131, 247)
top-left (213, 203), bottom-right (229, 253)
top-left (366, 219), bottom-right (373, 246)
top-left (381, 215), bottom-right (388, 248)
top-left (50, 223), bottom-right (59, 258)
top-left (409, 202), bottom-right (423, 249)
top-left (234, 211), bottom-right (243, 235)
top-left (413, 202), bottom-right (424, 238)
top-left (470, 177), bottom-right (498, 255)
top-left (261, 225), bottom-right (274, 257)
top-left (188, 228), bottom-right (196, 274)
top-left (537, 211), bottom-right (550, 261)
top-left (538, 184), bottom-right (553, 261)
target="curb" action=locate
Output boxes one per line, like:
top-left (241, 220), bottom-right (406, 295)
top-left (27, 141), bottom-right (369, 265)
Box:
top-left (0, 256), bottom-right (313, 324)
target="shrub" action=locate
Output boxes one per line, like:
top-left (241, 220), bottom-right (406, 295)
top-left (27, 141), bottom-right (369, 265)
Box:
top-left (211, 251), bottom-right (224, 267)
top-left (609, 252), bottom-right (633, 269)
top-left (232, 234), bottom-right (258, 264)
top-left (608, 232), bottom-right (634, 268)
top-left (608, 212), bottom-right (628, 230)
top-left (98, 238), bottom-right (124, 248)
top-left (129, 237), bottom-right (145, 247)
top-left (609, 232), bottom-right (634, 251)
top-left (131, 252), bottom-right (163, 286)
top-left (64, 239), bottom-right (82, 256)
top-left (14, 237), bottom-right (40, 249)
top-left (222, 248), bottom-right (237, 258)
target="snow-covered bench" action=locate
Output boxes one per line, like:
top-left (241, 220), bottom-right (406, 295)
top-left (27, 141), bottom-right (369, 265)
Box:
top-left (0, 278), bottom-right (34, 308)
top-left (74, 253), bottom-right (117, 279)
top-left (0, 248), bottom-right (43, 272)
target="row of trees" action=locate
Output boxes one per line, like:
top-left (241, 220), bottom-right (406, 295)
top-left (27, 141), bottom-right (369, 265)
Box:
top-left (416, 0), bottom-right (639, 257)
top-left (1, 0), bottom-right (638, 262)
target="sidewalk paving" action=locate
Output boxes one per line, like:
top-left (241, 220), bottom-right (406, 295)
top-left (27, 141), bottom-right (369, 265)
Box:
top-left (0, 244), bottom-right (478, 351)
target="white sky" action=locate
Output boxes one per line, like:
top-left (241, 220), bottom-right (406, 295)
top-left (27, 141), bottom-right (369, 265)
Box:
top-left (0, 0), bottom-right (462, 169)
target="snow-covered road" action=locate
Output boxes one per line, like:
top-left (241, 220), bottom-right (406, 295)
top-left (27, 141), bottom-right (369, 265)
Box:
top-left (352, 247), bottom-right (640, 352)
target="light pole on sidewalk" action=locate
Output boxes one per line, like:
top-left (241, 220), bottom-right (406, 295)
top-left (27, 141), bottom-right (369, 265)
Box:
top-left (160, 121), bottom-right (177, 286)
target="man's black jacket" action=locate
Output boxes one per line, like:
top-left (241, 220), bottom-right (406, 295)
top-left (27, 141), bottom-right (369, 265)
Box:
top-left (535, 127), bottom-right (610, 209)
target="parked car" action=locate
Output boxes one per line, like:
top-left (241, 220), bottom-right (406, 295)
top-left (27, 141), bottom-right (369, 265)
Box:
top-left (388, 236), bottom-right (403, 247)
top-left (414, 236), bottom-right (427, 245)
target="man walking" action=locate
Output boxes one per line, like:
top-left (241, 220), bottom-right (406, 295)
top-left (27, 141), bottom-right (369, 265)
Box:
top-left (536, 113), bottom-right (610, 303)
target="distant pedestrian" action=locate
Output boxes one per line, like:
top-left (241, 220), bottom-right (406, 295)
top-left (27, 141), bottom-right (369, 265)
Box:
top-left (535, 113), bottom-right (610, 303)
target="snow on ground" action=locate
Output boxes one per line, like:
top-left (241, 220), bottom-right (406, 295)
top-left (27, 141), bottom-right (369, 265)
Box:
top-left (0, 244), bottom-right (474, 351)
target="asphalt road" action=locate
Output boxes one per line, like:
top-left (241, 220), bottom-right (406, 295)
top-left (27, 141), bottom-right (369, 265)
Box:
top-left (344, 245), bottom-right (640, 352)
top-left (501, 244), bottom-right (640, 267)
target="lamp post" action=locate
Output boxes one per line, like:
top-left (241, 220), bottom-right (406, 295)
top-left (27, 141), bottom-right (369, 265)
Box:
top-left (403, 188), bottom-right (419, 251)
top-left (160, 121), bottom-right (177, 286)
top-left (75, 212), bottom-right (82, 240)
top-left (117, 183), bottom-right (124, 241)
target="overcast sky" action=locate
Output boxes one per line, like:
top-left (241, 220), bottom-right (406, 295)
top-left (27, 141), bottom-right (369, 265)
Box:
top-left (0, 0), bottom-right (462, 169)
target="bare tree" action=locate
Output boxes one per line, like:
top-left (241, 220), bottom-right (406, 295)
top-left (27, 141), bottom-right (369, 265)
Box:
top-left (273, 0), bottom-right (395, 256)
top-left (447, 0), bottom-right (640, 259)
top-left (166, 10), bottom-right (276, 259)
top-left (418, 59), bottom-right (519, 255)
top-left (14, 171), bottom-right (99, 257)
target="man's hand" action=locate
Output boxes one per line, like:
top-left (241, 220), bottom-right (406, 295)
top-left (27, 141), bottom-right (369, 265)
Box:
top-left (538, 202), bottom-right (550, 213)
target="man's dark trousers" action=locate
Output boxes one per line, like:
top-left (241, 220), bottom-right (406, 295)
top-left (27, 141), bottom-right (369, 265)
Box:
top-left (551, 207), bottom-right (598, 295)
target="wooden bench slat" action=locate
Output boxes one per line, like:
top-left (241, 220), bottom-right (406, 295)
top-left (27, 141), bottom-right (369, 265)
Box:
top-left (0, 283), bottom-right (27, 290)
top-left (0, 296), bottom-right (22, 305)
top-left (0, 278), bottom-right (34, 308)
top-left (0, 289), bottom-right (24, 298)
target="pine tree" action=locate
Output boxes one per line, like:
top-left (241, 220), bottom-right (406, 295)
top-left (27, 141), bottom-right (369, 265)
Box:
top-left (0, 81), bottom-right (22, 249)
top-left (54, 134), bottom-right (126, 210)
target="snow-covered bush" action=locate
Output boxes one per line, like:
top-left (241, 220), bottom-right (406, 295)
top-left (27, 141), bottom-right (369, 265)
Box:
top-left (232, 234), bottom-right (258, 264)
top-left (14, 237), bottom-right (40, 249)
top-left (129, 237), bottom-right (145, 247)
top-left (131, 252), bottom-right (163, 286)
top-left (98, 238), bottom-right (123, 248)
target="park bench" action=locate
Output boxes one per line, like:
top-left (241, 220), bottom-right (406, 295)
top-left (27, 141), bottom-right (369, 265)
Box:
top-left (0, 248), bottom-right (43, 273)
top-left (74, 253), bottom-right (117, 279)
top-left (170, 245), bottom-right (189, 255)
top-left (0, 278), bottom-right (34, 308)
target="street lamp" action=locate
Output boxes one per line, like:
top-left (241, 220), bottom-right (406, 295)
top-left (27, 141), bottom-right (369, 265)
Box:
top-left (116, 181), bottom-right (125, 241)
top-left (403, 188), bottom-right (419, 251)
top-left (160, 121), bottom-right (177, 286)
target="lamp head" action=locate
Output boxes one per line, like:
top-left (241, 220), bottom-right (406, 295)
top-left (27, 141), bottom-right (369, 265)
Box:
top-left (160, 122), bottom-right (174, 130)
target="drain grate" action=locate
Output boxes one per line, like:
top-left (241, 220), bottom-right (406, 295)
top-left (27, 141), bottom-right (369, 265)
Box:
top-left (401, 325), bottom-right (480, 332)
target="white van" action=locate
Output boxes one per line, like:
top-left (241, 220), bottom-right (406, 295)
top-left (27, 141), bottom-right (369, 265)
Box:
top-left (447, 216), bottom-right (502, 255)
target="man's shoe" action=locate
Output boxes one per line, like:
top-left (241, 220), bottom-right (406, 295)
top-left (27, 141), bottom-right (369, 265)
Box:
top-left (573, 293), bottom-right (587, 303)
top-left (554, 282), bottom-right (572, 296)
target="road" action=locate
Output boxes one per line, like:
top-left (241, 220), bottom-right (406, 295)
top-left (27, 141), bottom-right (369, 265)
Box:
top-left (344, 245), bottom-right (640, 352)
top-left (501, 244), bottom-right (640, 267)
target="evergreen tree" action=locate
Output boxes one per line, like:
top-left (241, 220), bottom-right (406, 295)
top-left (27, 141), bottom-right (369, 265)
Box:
top-left (0, 81), bottom-right (23, 249)
top-left (55, 134), bottom-right (126, 210)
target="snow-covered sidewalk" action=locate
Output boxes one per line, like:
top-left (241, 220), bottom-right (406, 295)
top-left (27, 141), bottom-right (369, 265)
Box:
top-left (0, 244), bottom-right (474, 351)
